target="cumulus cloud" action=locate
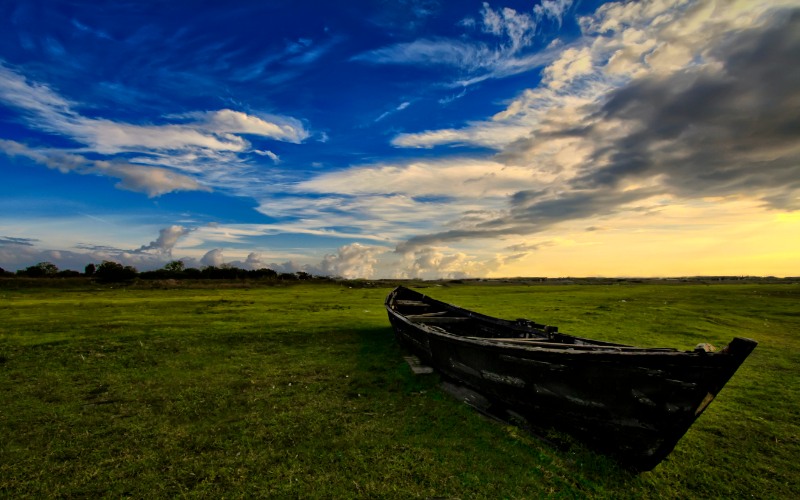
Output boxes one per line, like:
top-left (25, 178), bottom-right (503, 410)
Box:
top-left (224, 252), bottom-right (278, 271)
top-left (200, 249), bottom-right (225, 268)
top-left (136, 225), bottom-right (194, 255)
top-left (320, 243), bottom-right (389, 279)
top-left (225, 252), bottom-right (316, 274)
top-left (243, 252), bottom-right (267, 270)
top-left (398, 246), bottom-right (504, 279)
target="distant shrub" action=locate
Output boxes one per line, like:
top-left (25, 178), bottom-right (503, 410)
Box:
top-left (95, 261), bottom-right (138, 282)
top-left (20, 262), bottom-right (59, 277)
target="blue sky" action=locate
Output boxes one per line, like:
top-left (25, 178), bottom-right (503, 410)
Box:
top-left (1, 0), bottom-right (799, 278)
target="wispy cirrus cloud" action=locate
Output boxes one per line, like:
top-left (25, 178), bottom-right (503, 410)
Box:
top-left (391, 121), bottom-right (533, 149)
top-left (296, 157), bottom-right (553, 198)
top-left (0, 61), bottom-right (309, 196)
top-left (535, 0), bottom-right (574, 27)
top-left (0, 64), bottom-right (309, 151)
top-left (353, 2), bottom-right (573, 87)
top-left (0, 140), bottom-right (209, 197)
top-left (375, 101), bottom-right (412, 123)
top-left (255, 193), bottom-right (467, 244)
top-left (0, 236), bottom-right (37, 246)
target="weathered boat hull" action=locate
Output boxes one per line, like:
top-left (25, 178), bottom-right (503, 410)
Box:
top-left (385, 286), bottom-right (757, 471)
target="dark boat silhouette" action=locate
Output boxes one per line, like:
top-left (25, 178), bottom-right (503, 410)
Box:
top-left (385, 286), bottom-right (757, 471)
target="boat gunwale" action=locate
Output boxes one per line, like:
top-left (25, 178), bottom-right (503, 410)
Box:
top-left (385, 286), bottom-right (754, 358)
top-left (387, 308), bottom-right (707, 358)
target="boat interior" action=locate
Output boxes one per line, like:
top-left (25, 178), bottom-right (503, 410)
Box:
top-left (388, 291), bottom-right (678, 351)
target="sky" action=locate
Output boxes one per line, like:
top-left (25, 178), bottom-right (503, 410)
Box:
top-left (1, 0), bottom-right (799, 279)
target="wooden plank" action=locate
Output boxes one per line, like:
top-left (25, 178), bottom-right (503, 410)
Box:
top-left (466, 336), bottom-right (680, 352)
top-left (407, 316), bottom-right (470, 323)
top-left (395, 300), bottom-right (430, 307)
top-left (411, 311), bottom-right (449, 317)
top-left (403, 355), bottom-right (434, 375)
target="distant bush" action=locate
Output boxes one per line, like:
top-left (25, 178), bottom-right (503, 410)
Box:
top-left (1, 261), bottom-right (322, 283)
top-left (18, 262), bottom-right (59, 277)
top-left (95, 261), bottom-right (138, 282)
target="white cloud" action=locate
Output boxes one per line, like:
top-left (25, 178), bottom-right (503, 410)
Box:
top-left (201, 248), bottom-right (225, 267)
top-left (0, 61), bottom-right (309, 197)
top-left (184, 109), bottom-right (309, 144)
top-left (542, 46), bottom-right (593, 89)
top-left (0, 140), bottom-right (210, 197)
top-left (254, 149), bottom-right (281, 163)
top-left (534, 0), bottom-right (574, 27)
top-left (354, 38), bottom-right (491, 70)
top-left (321, 243), bottom-right (389, 279)
top-left (68, 119), bottom-right (250, 155)
top-left (101, 162), bottom-right (212, 197)
top-left (353, 2), bottom-right (563, 87)
top-left (375, 100), bottom-right (413, 122)
top-left (391, 122), bottom-right (532, 149)
top-left (398, 246), bottom-right (504, 280)
top-left (254, 194), bottom-right (466, 243)
top-left (481, 3), bottom-right (537, 52)
top-left (57, 108), bottom-right (308, 155)
top-left (243, 252), bottom-right (266, 270)
top-left (297, 158), bottom-right (554, 199)
top-left (0, 62), bottom-right (73, 116)
top-left (0, 64), bottom-right (305, 153)
top-left (136, 225), bottom-right (194, 255)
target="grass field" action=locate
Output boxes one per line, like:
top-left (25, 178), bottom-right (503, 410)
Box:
top-left (1, 280), bottom-right (798, 498)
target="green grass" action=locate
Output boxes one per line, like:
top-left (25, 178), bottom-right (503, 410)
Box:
top-left (1, 281), bottom-right (798, 497)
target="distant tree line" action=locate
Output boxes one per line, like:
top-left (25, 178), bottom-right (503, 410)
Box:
top-left (1, 260), bottom-right (321, 283)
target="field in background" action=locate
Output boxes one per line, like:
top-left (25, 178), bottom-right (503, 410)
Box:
top-left (1, 281), bottom-right (798, 497)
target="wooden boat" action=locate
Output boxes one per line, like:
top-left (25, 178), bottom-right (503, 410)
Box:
top-left (385, 286), bottom-right (757, 471)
